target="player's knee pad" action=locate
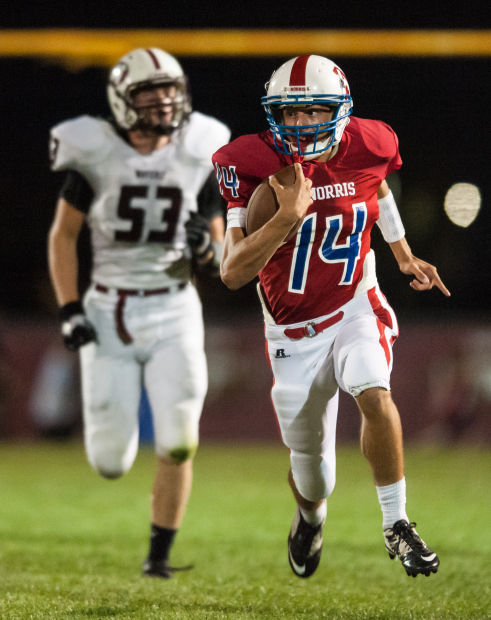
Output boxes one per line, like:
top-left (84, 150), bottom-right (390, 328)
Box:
top-left (339, 345), bottom-right (390, 397)
top-left (290, 451), bottom-right (336, 502)
top-left (158, 442), bottom-right (198, 465)
top-left (94, 465), bottom-right (124, 480)
top-left (87, 456), bottom-right (124, 479)
top-left (87, 451), bottom-right (133, 479)
top-left (86, 435), bottom-right (137, 479)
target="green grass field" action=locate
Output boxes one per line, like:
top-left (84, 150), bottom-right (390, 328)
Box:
top-left (0, 441), bottom-right (489, 619)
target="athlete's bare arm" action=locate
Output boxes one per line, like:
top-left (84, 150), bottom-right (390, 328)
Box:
top-left (210, 215), bottom-right (225, 243)
top-left (48, 197), bottom-right (85, 305)
top-left (377, 179), bottom-right (391, 200)
top-left (377, 180), bottom-right (450, 297)
top-left (221, 162), bottom-right (312, 290)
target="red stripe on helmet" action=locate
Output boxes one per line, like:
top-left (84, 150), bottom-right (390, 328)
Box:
top-left (289, 55), bottom-right (310, 86)
top-left (145, 48), bottom-right (161, 69)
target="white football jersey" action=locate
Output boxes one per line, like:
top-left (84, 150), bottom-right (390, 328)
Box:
top-left (50, 113), bottom-right (230, 289)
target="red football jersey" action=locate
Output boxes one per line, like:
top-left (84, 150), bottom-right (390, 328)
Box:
top-left (213, 117), bottom-right (402, 324)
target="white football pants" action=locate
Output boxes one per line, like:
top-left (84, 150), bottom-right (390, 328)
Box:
top-left (266, 286), bottom-right (398, 502)
top-left (80, 283), bottom-right (207, 478)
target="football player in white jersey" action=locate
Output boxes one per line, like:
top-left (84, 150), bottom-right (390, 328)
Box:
top-left (48, 47), bottom-right (230, 578)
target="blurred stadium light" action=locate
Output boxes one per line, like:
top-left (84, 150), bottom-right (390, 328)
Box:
top-left (0, 29), bottom-right (490, 68)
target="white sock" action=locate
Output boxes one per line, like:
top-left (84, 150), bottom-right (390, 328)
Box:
top-left (376, 477), bottom-right (409, 530)
top-left (299, 499), bottom-right (327, 527)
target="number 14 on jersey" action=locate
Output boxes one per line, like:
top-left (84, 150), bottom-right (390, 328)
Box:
top-left (289, 202), bottom-right (367, 294)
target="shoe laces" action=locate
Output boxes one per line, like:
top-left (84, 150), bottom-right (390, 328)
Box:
top-left (394, 521), bottom-right (428, 554)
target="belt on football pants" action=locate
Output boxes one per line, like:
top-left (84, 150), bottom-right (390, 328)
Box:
top-left (283, 311), bottom-right (344, 340)
top-left (94, 281), bottom-right (187, 345)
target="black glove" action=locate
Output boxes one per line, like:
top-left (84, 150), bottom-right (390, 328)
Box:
top-left (59, 301), bottom-right (97, 351)
top-left (185, 212), bottom-right (212, 259)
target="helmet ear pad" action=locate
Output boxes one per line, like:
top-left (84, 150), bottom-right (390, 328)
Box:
top-left (334, 102), bottom-right (352, 144)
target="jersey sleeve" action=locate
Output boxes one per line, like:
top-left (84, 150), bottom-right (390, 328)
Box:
top-left (212, 154), bottom-right (257, 209)
top-left (59, 170), bottom-right (94, 214)
top-left (212, 134), bottom-right (280, 210)
top-left (381, 122), bottom-right (402, 177)
top-left (344, 118), bottom-right (402, 182)
top-left (365, 119), bottom-right (402, 178)
top-left (49, 115), bottom-right (112, 173)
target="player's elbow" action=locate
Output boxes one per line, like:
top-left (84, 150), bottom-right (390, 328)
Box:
top-left (220, 263), bottom-right (248, 290)
top-left (220, 266), bottom-right (242, 290)
top-left (220, 239), bottom-right (257, 289)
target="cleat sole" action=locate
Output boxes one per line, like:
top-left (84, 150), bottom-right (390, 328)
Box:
top-left (404, 566), bottom-right (439, 578)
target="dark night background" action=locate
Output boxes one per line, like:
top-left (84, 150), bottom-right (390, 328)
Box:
top-left (1, 2), bottom-right (490, 324)
top-left (2, 61), bottom-right (489, 324)
top-left (0, 2), bottom-right (489, 442)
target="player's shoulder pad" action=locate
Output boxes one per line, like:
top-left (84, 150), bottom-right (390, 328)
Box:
top-left (347, 116), bottom-right (399, 159)
top-left (50, 115), bottom-right (115, 171)
top-left (182, 111), bottom-right (231, 161)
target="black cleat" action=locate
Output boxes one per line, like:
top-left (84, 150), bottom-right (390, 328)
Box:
top-left (288, 507), bottom-right (325, 578)
top-left (384, 520), bottom-right (440, 577)
top-left (142, 558), bottom-right (194, 579)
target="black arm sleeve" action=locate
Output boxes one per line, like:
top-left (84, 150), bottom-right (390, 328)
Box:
top-left (197, 171), bottom-right (226, 220)
top-left (59, 170), bottom-right (94, 214)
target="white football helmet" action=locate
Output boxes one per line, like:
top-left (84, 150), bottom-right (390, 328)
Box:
top-left (262, 55), bottom-right (353, 160)
top-left (107, 47), bottom-right (192, 134)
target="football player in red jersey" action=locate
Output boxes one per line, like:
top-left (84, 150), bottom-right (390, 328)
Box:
top-left (213, 55), bottom-right (449, 578)
top-left (48, 48), bottom-right (230, 578)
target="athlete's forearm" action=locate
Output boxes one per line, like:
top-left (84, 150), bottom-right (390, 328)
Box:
top-left (220, 214), bottom-right (292, 290)
top-left (48, 228), bottom-right (80, 306)
top-left (388, 237), bottom-right (414, 267)
top-left (48, 198), bottom-right (85, 305)
top-left (209, 215), bottom-right (225, 244)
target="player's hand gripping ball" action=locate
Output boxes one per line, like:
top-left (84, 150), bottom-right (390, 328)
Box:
top-left (245, 165), bottom-right (304, 243)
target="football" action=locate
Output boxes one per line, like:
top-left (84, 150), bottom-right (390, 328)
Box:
top-left (245, 165), bottom-right (302, 242)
